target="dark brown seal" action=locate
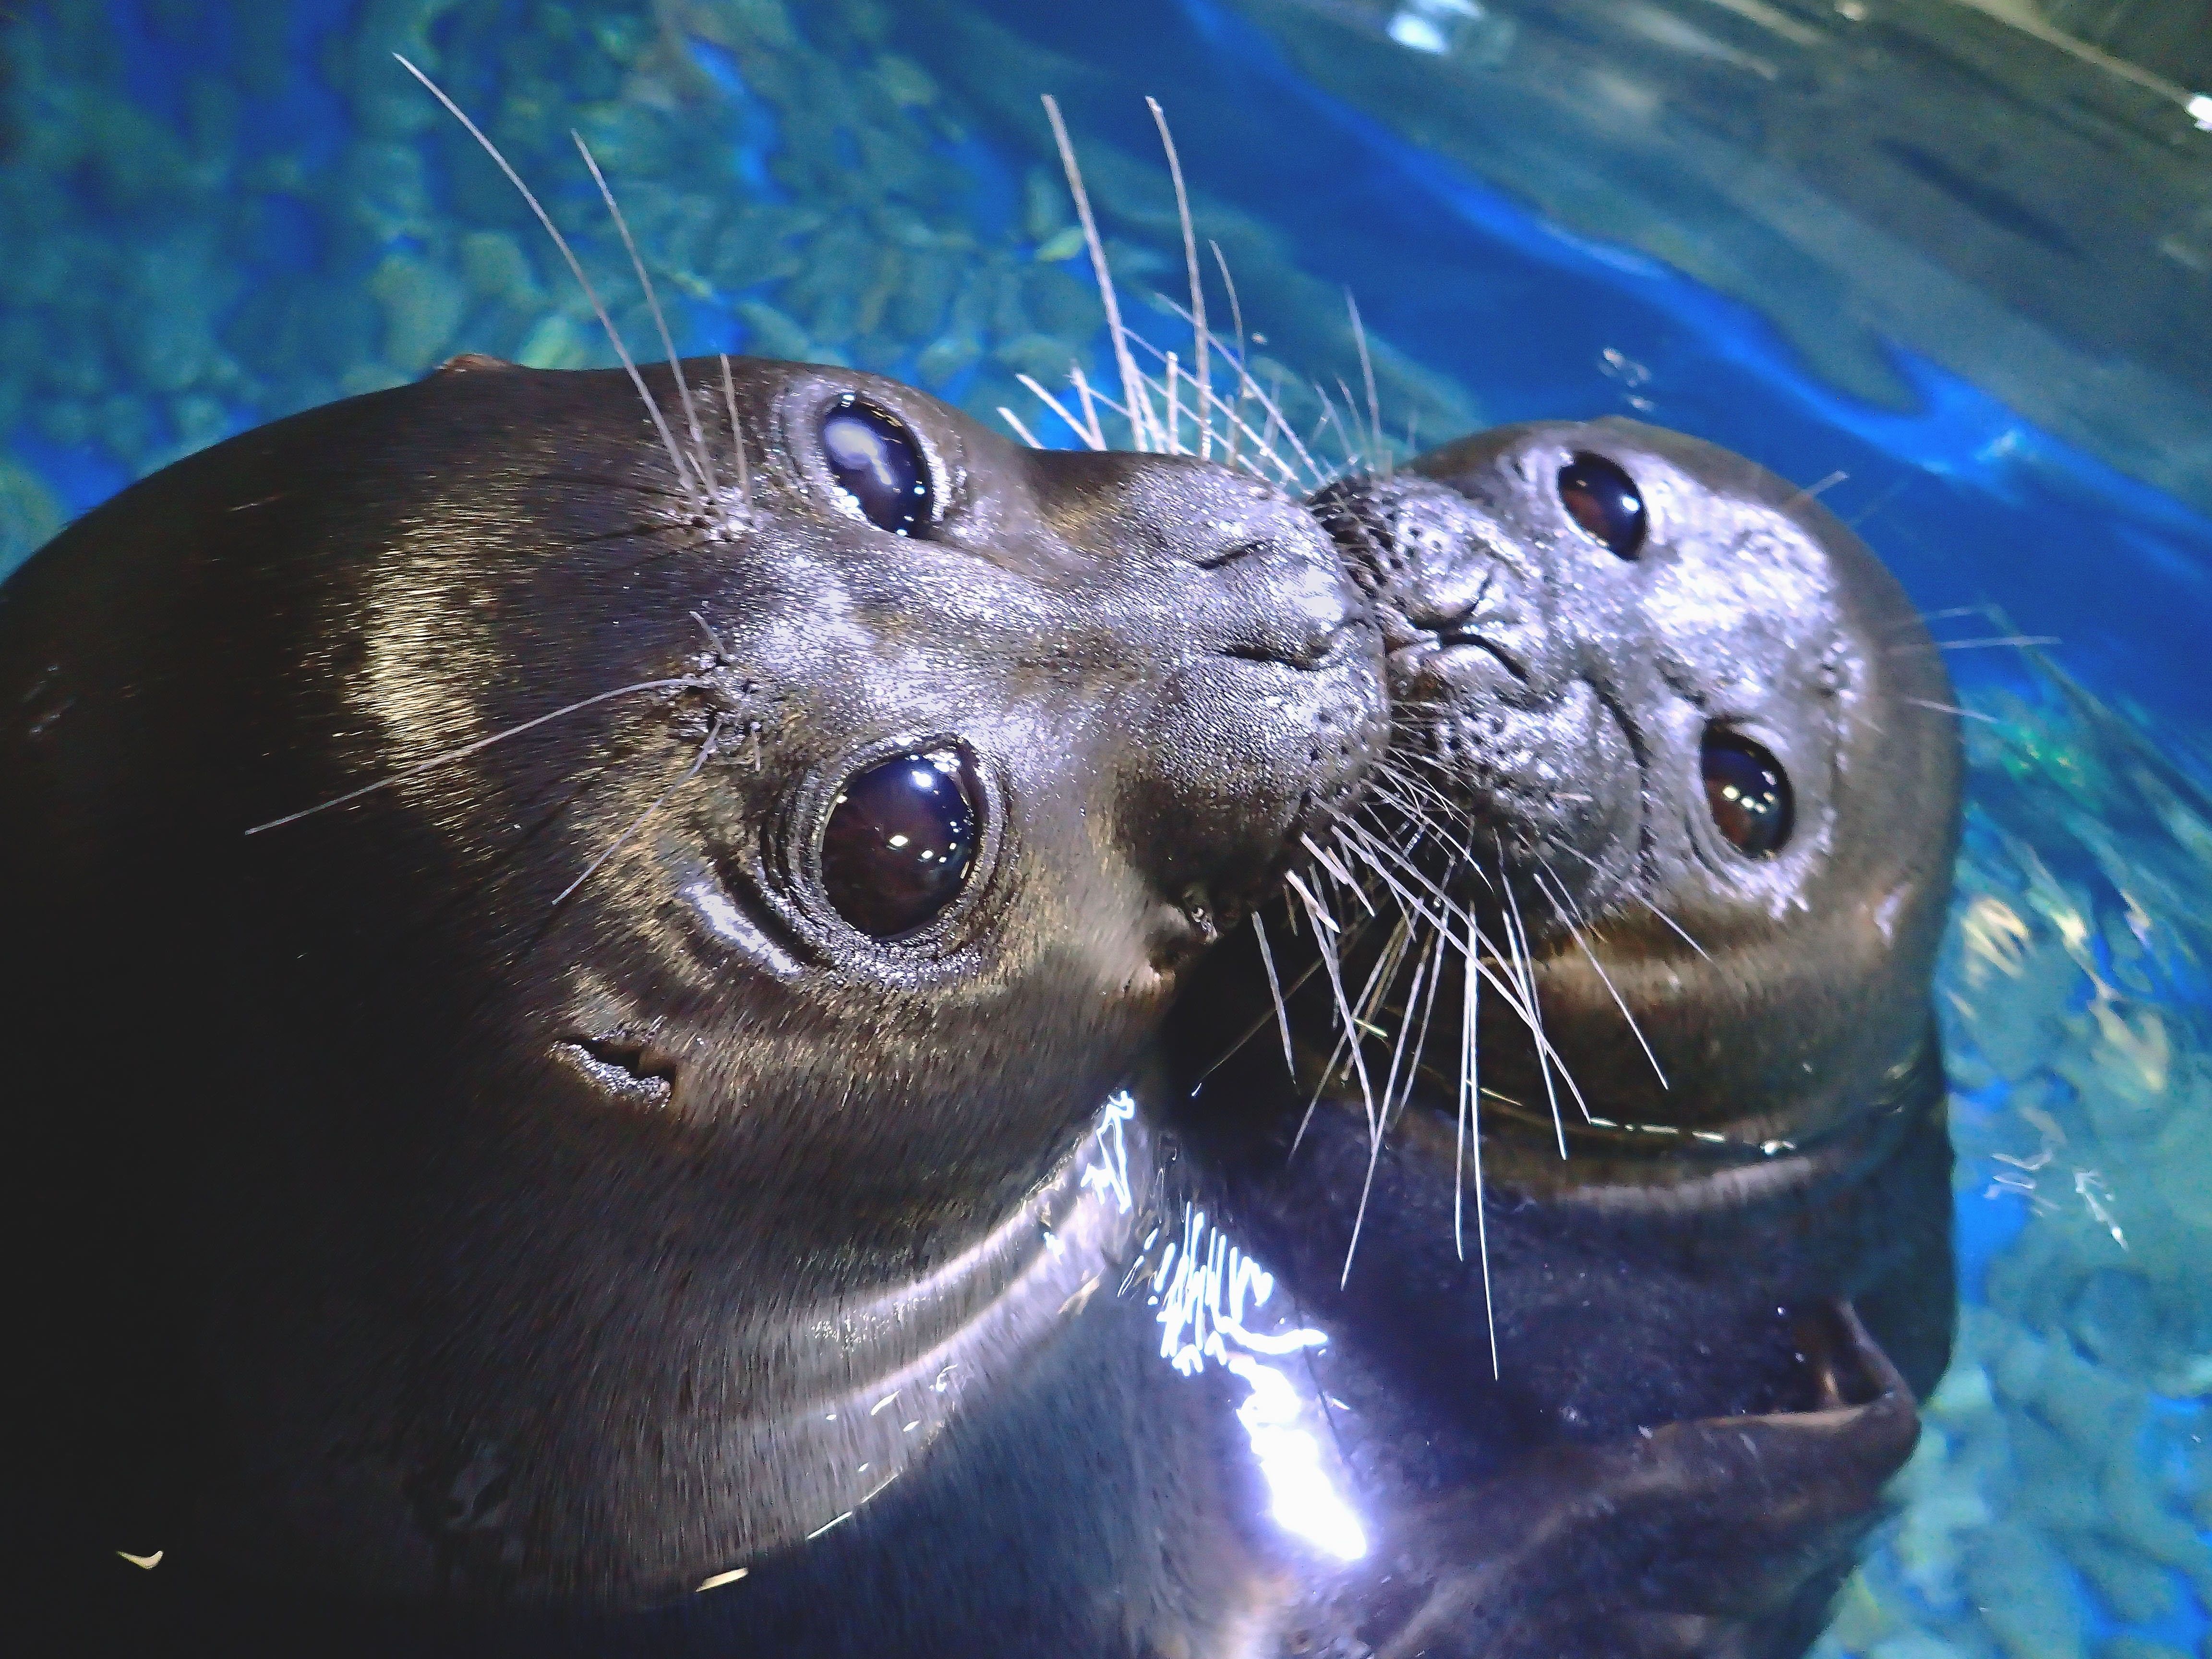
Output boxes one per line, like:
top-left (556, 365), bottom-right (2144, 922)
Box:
top-left (5, 353), bottom-right (1384, 1633)
top-left (1171, 416), bottom-right (1963, 1656)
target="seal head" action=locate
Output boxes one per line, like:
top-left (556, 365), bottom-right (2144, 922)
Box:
top-left (1310, 415), bottom-right (1963, 1197)
top-left (6, 356), bottom-right (1383, 1608)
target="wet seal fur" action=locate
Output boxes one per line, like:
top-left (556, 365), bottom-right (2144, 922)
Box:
top-left (1176, 416), bottom-right (1963, 1657)
top-left (7, 352), bottom-right (1384, 1641)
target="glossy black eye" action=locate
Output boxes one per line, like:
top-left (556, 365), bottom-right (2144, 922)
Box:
top-left (1701, 729), bottom-right (1792, 858)
top-left (819, 748), bottom-right (980, 938)
top-left (1557, 452), bottom-right (1647, 559)
top-left (821, 395), bottom-right (930, 536)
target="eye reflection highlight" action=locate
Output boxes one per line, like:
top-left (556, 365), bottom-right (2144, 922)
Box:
top-left (819, 748), bottom-right (979, 938)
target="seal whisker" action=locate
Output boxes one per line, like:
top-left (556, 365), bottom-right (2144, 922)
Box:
top-left (998, 405), bottom-right (1045, 449)
top-left (1393, 922), bottom-right (1450, 1129)
top-left (1067, 363), bottom-right (1107, 451)
top-left (1250, 909), bottom-right (1299, 1082)
top-left (1326, 911), bottom-right (1410, 1115)
top-left (394, 56), bottom-right (703, 514)
top-left (243, 675), bottom-right (707, 835)
top-left (1455, 911), bottom-right (1500, 1377)
top-left (553, 715), bottom-right (729, 910)
top-left (572, 132), bottom-right (712, 503)
top-left (1916, 634), bottom-right (2060, 652)
top-left (1145, 289), bottom-right (1328, 490)
top-left (1333, 376), bottom-right (1367, 473)
top-left (1497, 857), bottom-right (1570, 1155)
top-left (1042, 95), bottom-right (1159, 452)
top-left (1301, 832), bottom-right (1380, 918)
top-left (688, 610), bottom-right (731, 661)
top-left (1341, 921), bottom-right (1447, 1286)
top-left (1210, 240), bottom-right (1250, 476)
top-left (1779, 468), bottom-right (1848, 511)
top-left (1147, 96), bottom-right (1213, 463)
top-left (1909, 604), bottom-right (2001, 627)
top-left (1334, 821), bottom-right (1470, 934)
top-left (1165, 352), bottom-right (1183, 457)
top-left (1903, 696), bottom-right (1999, 723)
top-left (1014, 373), bottom-right (1104, 452)
top-left (1844, 469), bottom-right (1919, 529)
top-left (1105, 331), bottom-right (1306, 486)
top-left (1310, 382), bottom-right (1362, 481)
top-left (1286, 869), bottom-right (1378, 1146)
top-left (718, 353), bottom-right (753, 523)
top-left (1529, 857), bottom-right (1669, 1091)
top-left (1551, 839), bottom-right (1714, 961)
top-left (1346, 291), bottom-right (1385, 478)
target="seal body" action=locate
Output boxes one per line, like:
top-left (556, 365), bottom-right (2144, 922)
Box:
top-left (1168, 416), bottom-right (1964, 1655)
top-left (5, 354), bottom-right (1383, 1643)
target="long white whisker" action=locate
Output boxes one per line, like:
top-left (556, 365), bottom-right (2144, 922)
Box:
top-left (1210, 240), bottom-right (1250, 474)
top-left (1015, 373), bottom-right (1106, 451)
top-left (1497, 861), bottom-right (1568, 1154)
top-left (718, 354), bottom-right (752, 522)
top-left (1147, 96), bottom-right (1212, 463)
top-left (245, 676), bottom-right (706, 835)
top-left (553, 716), bottom-right (727, 908)
top-left (1165, 352), bottom-right (1183, 457)
top-left (393, 57), bottom-right (697, 511)
top-left (1459, 912), bottom-right (1498, 1376)
top-left (1911, 635), bottom-right (2059, 652)
top-left (998, 407), bottom-right (1045, 449)
top-left (1042, 96), bottom-right (1157, 451)
top-left (1903, 697), bottom-right (1999, 723)
top-left (1529, 859), bottom-right (1668, 1090)
top-left (1105, 330), bottom-right (1305, 486)
top-left (1068, 363), bottom-right (1107, 451)
top-left (1250, 908), bottom-right (1298, 1082)
top-left (1286, 869), bottom-right (1377, 1140)
top-left (1346, 289), bottom-right (1384, 476)
top-left (573, 132), bottom-right (710, 502)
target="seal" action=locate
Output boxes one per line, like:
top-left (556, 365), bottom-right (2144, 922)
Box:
top-left (1169, 415), bottom-right (1963, 1655)
top-left (6, 350), bottom-right (1385, 1642)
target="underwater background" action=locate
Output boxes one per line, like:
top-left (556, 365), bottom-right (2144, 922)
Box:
top-left (1, 1), bottom-right (2206, 1655)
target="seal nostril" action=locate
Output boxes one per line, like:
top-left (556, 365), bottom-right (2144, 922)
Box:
top-left (1557, 453), bottom-right (1647, 560)
top-left (1195, 539), bottom-right (1269, 571)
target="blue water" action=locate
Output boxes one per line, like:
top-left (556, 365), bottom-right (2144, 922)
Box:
top-left (2, 2), bottom-right (2205, 1654)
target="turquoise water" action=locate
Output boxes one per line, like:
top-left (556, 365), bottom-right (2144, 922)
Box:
top-left (3, 2), bottom-right (2206, 1654)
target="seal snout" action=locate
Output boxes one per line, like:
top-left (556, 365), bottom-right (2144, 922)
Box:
top-left (1189, 482), bottom-right (1376, 675)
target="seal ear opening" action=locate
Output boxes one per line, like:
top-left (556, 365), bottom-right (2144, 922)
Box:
top-left (433, 352), bottom-right (518, 375)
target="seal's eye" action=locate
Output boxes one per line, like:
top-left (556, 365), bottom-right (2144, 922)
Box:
top-left (820, 748), bottom-right (981, 938)
top-left (821, 395), bottom-right (930, 536)
top-left (1702, 729), bottom-right (1792, 858)
top-left (1557, 453), bottom-right (1647, 559)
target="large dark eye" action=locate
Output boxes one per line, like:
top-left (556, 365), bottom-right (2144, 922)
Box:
top-left (1557, 452), bottom-right (1647, 559)
top-left (821, 395), bottom-right (930, 536)
top-left (820, 748), bottom-right (981, 938)
top-left (1701, 729), bottom-right (1792, 858)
